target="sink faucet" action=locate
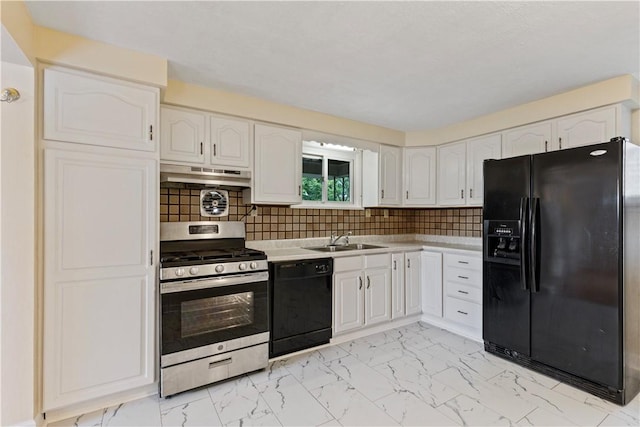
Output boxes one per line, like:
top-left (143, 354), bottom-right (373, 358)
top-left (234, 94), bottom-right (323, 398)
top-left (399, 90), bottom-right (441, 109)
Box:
top-left (330, 231), bottom-right (352, 246)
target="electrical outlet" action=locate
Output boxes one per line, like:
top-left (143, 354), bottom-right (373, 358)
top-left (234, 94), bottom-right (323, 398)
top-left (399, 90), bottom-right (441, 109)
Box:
top-left (365, 209), bottom-right (371, 218)
top-left (383, 209), bottom-right (389, 218)
top-left (250, 206), bottom-right (258, 217)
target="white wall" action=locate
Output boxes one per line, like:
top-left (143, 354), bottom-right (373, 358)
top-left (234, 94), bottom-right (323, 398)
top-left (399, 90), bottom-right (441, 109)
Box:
top-left (0, 61), bottom-right (36, 426)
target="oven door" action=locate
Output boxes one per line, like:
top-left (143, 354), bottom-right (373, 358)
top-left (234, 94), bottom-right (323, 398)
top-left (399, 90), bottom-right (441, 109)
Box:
top-left (161, 271), bottom-right (268, 365)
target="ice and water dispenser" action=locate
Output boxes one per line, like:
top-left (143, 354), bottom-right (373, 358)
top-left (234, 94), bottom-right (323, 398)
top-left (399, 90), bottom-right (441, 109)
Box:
top-left (484, 220), bottom-right (521, 263)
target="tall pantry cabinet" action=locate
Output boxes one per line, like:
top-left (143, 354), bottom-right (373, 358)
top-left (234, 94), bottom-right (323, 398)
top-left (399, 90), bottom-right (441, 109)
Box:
top-left (41, 66), bottom-right (158, 411)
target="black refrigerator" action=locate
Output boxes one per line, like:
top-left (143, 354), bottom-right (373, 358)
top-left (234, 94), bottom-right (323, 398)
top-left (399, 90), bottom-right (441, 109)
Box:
top-left (482, 137), bottom-right (640, 405)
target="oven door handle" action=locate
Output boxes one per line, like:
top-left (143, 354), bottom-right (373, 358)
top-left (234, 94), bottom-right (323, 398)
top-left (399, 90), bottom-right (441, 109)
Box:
top-left (160, 271), bottom-right (269, 294)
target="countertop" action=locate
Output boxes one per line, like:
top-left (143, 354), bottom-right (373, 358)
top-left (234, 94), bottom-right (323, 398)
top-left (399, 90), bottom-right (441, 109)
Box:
top-left (246, 234), bottom-right (482, 262)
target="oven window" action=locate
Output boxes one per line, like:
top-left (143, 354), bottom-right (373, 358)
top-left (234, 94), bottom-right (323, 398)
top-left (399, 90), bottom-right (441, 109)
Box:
top-left (181, 292), bottom-right (254, 338)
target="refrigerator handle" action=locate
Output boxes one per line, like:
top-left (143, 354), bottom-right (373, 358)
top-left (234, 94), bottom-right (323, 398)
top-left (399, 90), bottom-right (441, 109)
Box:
top-left (519, 197), bottom-right (529, 291)
top-left (530, 197), bottom-right (539, 293)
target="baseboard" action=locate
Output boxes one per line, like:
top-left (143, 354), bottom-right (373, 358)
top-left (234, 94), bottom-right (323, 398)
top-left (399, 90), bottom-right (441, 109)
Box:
top-left (43, 383), bottom-right (158, 425)
top-left (420, 314), bottom-right (482, 343)
top-left (330, 314), bottom-right (423, 345)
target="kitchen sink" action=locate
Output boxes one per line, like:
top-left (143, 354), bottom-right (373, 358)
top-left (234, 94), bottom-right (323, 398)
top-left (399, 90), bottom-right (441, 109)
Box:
top-left (304, 243), bottom-right (387, 252)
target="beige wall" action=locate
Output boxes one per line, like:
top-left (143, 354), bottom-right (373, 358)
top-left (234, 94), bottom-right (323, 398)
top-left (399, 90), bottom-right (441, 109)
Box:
top-left (163, 80), bottom-right (405, 146)
top-left (0, 61), bottom-right (36, 427)
top-left (406, 74), bottom-right (640, 146)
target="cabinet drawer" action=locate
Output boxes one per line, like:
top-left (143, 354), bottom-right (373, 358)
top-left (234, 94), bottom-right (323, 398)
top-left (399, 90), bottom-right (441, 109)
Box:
top-left (444, 266), bottom-right (481, 288)
top-left (445, 281), bottom-right (482, 304)
top-left (365, 253), bottom-right (390, 269)
top-left (444, 253), bottom-right (481, 271)
top-left (334, 256), bottom-right (363, 272)
top-left (444, 297), bottom-right (481, 329)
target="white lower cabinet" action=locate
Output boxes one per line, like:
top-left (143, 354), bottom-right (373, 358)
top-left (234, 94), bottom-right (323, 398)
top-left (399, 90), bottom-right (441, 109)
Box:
top-left (421, 251), bottom-right (443, 317)
top-left (333, 254), bottom-right (391, 334)
top-left (390, 253), bottom-right (405, 319)
top-left (404, 251), bottom-right (422, 315)
top-left (43, 146), bottom-right (157, 411)
top-left (442, 252), bottom-right (483, 337)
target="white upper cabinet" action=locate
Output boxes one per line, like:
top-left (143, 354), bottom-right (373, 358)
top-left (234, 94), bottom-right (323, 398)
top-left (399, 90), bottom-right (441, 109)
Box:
top-left (252, 123), bottom-right (302, 205)
top-left (43, 67), bottom-right (158, 152)
top-left (403, 146), bottom-right (436, 206)
top-left (437, 141), bottom-right (466, 206)
top-left (466, 133), bottom-right (502, 205)
top-left (210, 116), bottom-right (251, 168)
top-left (160, 106), bottom-right (206, 164)
top-left (502, 121), bottom-right (553, 158)
top-left (555, 106), bottom-right (617, 150)
top-left (379, 145), bottom-right (402, 205)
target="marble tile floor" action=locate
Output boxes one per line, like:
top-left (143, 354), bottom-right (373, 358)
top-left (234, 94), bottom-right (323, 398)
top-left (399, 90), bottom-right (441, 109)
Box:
top-left (50, 322), bottom-right (640, 427)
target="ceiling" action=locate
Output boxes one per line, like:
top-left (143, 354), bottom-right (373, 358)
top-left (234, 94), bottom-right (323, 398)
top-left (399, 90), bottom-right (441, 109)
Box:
top-left (25, 1), bottom-right (640, 132)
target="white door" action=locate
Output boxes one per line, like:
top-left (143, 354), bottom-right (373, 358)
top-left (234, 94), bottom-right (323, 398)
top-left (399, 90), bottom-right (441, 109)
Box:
top-left (437, 141), bottom-right (466, 206)
top-left (253, 124), bottom-right (302, 204)
top-left (333, 271), bottom-right (364, 334)
top-left (466, 133), bottom-right (502, 205)
top-left (43, 148), bottom-right (156, 410)
top-left (502, 121), bottom-right (552, 158)
top-left (43, 67), bottom-right (158, 152)
top-left (390, 253), bottom-right (405, 319)
top-left (210, 116), bottom-right (251, 168)
top-left (379, 145), bottom-right (402, 205)
top-left (421, 251), bottom-right (443, 318)
top-left (405, 252), bottom-right (422, 315)
top-left (160, 106), bottom-right (206, 164)
top-left (364, 267), bottom-right (392, 326)
top-left (404, 146), bottom-right (436, 205)
top-left (556, 106), bottom-right (616, 150)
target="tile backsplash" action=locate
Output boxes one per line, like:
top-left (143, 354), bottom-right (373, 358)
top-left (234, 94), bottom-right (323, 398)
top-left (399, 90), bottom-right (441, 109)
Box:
top-left (160, 186), bottom-right (482, 240)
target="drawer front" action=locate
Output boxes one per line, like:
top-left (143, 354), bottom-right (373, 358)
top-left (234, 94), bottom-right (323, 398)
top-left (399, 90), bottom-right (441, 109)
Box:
top-left (444, 253), bottom-right (482, 271)
top-left (445, 297), bottom-right (481, 329)
top-left (334, 256), bottom-right (363, 272)
top-left (365, 253), bottom-right (390, 269)
top-left (445, 281), bottom-right (482, 304)
top-left (444, 266), bottom-right (481, 288)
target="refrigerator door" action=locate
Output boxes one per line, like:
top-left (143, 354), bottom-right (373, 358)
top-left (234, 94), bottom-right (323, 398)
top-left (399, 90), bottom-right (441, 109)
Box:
top-left (530, 142), bottom-right (622, 388)
top-left (483, 156), bottom-right (532, 355)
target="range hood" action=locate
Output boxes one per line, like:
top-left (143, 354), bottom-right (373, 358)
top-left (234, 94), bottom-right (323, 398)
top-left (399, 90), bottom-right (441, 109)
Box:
top-left (160, 163), bottom-right (251, 189)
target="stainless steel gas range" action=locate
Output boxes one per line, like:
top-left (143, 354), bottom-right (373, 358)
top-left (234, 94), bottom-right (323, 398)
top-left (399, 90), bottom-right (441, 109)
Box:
top-left (159, 221), bottom-right (269, 397)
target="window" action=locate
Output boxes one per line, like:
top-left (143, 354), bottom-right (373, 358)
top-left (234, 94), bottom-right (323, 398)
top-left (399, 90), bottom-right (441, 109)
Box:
top-left (301, 141), bottom-right (360, 208)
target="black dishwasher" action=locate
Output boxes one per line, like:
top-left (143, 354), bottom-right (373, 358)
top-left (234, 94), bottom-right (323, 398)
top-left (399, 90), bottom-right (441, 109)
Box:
top-left (269, 258), bottom-right (333, 358)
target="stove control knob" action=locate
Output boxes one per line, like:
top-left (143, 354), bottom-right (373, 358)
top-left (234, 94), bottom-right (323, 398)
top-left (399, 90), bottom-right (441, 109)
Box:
top-left (215, 265), bottom-right (224, 273)
top-left (239, 263), bottom-right (247, 271)
top-left (250, 262), bottom-right (258, 270)
top-left (175, 268), bottom-right (185, 277)
top-left (189, 267), bottom-right (199, 276)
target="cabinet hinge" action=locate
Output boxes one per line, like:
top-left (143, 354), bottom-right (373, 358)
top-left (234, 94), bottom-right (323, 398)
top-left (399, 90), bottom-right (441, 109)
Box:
top-left (149, 125), bottom-right (153, 141)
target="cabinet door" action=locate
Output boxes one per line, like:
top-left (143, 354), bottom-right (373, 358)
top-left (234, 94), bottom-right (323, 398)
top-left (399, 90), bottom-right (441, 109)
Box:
top-left (334, 271), bottom-right (364, 334)
top-left (253, 124), bottom-right (302, 204)
top-left (43, 148), bottom-right (156, 410)
top-left (405, 251), bottom-right (422, 315)
top-left (364, 267), bottom-right (392, 326)
top-left (421, 251), bottom-right (443, 317)
top-left (379, 145), bottom-right (402, 205)
top-left (437, 141), bottom-right (466, 206)
top-left (404, 147), bottom-right (436, 205)
top-left (391, 253), bottom-right (405, 319)
top-left (556, 107), bottom-right (616, 150)
top-left (43, 67), bottom-right (158, 152)
top-left (466, 134), bottom-right (502, 205)
top-left (210, 116), bottom-right (251, 168)
top-left (502, 121), bottom-right (552, 158)
top-left (160, 106), bottom-right (206, 164)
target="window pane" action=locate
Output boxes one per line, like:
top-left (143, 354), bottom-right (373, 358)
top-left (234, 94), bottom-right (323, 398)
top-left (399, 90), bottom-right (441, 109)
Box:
top-left (327, 159), bottom-right (350, 202)
top-left (302, 156), bottom-right (323, 201)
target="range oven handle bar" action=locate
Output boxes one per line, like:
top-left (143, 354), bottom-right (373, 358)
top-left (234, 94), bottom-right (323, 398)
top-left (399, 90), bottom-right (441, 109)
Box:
top-left (161, 271), bottom-right (268, 294)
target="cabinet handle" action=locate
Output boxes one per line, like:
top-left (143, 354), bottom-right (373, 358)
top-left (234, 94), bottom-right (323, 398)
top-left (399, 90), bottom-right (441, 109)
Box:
top-left (457, 290), bottom-right (469, 295)
top-left (208, 358), bottom-right (233, 369)
top-left (393, 260), bottom-right (397, 270)
top-left (407, 259), bottom-right (411, 268)
top-left (545, 140), bottom-right (548, 152)
top-left (359, 276), bottom-right (362, 290)
top-left (367, 276), bottom-right (371, 289)
top-left (150, 250), bottom-right (153, 266)
top-left (298, 185), bottom-right (301, 196)
top-left (381, 189), bottom-right (385, 199)
top-left (559, 137), bottom-right (562, 149)
top-left (149, 125), bottom-right (153, 141)
top-left (470, 188), bottom-right (473, 198)
top-left (200, 142), bottom-right (203, 155)
top-left (457, 310), bottom-right (468, 316)
top-left (458, 261), bottom-right (469, 265)
top-left (213, 144), bottom-right (217, 156)
top-left (460, 189), bottom-right (464, 199)
top-left (458, 275), bottom-right (469, 280)
top-left (406, 190), bottom-right (409, 199)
